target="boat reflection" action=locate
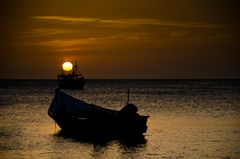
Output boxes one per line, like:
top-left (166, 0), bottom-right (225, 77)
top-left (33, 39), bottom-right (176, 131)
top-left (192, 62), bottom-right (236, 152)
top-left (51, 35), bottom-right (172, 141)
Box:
top-left (54, 130), bottom-right (147, 147)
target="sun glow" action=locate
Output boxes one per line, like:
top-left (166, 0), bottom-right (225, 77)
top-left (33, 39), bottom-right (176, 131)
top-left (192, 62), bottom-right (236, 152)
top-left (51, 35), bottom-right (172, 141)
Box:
top-left (62, 62), bottom-right (73, 71)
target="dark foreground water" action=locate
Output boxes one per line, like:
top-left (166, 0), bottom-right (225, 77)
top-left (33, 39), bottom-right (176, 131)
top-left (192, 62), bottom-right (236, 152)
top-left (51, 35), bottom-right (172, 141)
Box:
top-left (0, 80), bottom-right (239, 159)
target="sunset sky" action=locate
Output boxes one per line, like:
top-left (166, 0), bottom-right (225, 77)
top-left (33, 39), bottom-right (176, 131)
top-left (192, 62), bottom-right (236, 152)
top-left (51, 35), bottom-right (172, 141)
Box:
top-left (1, 0), bottom-right (239, 79)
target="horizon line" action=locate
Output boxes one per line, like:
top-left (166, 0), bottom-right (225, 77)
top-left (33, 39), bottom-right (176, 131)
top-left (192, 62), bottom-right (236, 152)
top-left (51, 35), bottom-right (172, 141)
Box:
top-left (0, 78), bottom-right (240, 81)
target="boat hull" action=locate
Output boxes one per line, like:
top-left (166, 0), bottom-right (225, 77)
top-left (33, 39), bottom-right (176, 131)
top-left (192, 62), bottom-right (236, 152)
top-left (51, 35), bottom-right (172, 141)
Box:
top-left (48, 89), bottom-right (149, 136)
top-left (58, 75), bottom-right (84, 89)
top-left (49, 112), bottom-right (148, 136)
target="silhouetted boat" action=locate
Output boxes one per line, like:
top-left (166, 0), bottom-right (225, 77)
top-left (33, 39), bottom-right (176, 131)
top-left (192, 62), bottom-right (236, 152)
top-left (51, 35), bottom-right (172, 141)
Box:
top-left (48, 89), bottom-right (149, 136)
top-left (58, 62), bottom-right (85, 90)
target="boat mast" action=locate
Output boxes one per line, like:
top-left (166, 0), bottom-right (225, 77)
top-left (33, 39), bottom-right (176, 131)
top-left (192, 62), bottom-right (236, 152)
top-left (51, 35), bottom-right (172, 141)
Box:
top-left (74, 60), bottom-right (78, 77)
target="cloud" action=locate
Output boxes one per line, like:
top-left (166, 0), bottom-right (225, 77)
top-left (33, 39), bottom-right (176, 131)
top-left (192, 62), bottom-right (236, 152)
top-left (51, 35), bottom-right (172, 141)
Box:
top-left (26, 33), bottom-right (149, 52)
top-left (32, 16), bottom-right (226, 28)
top-left (19, 28), bottom-right (79, 37)
top-left (169, 31), bottom-right (188, 38)
top-left (20, 16), bottom-right (231, 53)
top-left (32, 16), bottom-right (99, 23)
top-left (28, 38), bottom-right (98, 52)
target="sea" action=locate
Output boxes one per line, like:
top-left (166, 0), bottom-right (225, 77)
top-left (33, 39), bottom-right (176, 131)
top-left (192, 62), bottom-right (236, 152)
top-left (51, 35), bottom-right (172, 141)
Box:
top-left (0, 79), bottom-right (239, 159)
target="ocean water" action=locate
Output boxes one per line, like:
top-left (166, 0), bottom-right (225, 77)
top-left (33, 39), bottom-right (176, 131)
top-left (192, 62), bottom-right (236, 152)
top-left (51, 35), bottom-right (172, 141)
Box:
top-left (0, 79), bottom-right (239, 159)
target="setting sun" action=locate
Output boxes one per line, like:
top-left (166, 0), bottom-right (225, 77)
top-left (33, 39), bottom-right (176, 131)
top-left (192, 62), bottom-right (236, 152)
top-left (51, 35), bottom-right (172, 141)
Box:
top-left (62, 62), bottom-right (73, 71)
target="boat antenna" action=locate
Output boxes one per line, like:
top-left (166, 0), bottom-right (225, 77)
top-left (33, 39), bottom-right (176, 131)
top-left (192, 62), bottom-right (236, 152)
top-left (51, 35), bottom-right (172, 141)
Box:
top-left (126, 88), bottom-right (130, 105)
top-left (75, 60), bottom-right (82, 76)
top-left (74, 60), bottom-right (77, 75)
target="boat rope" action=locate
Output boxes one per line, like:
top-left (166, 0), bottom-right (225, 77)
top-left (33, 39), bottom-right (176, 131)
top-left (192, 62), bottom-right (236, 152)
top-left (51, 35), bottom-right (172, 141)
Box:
top-left (54, 121), bottom-right (56, 133)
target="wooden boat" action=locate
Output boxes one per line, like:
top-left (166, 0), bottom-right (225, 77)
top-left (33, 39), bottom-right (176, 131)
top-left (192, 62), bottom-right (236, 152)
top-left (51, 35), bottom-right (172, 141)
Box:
top-left (48, 89), bottom-right (149, 136)
top-left (58, 62), bottom-right (85, 90)
top-left (58, 75), bottom-right (84, 90)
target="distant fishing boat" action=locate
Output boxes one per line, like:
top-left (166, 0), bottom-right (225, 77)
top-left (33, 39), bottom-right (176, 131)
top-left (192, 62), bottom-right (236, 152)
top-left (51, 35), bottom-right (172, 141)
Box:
top-left (58, 61), bottom-right (85, 90)
top-left (48, 89), bottom-right (149, 136)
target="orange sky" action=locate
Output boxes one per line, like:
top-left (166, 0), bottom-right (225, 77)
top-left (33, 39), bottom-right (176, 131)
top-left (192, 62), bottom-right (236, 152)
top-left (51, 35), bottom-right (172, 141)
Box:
top-left (1, 0), bottom-right (239, 79)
